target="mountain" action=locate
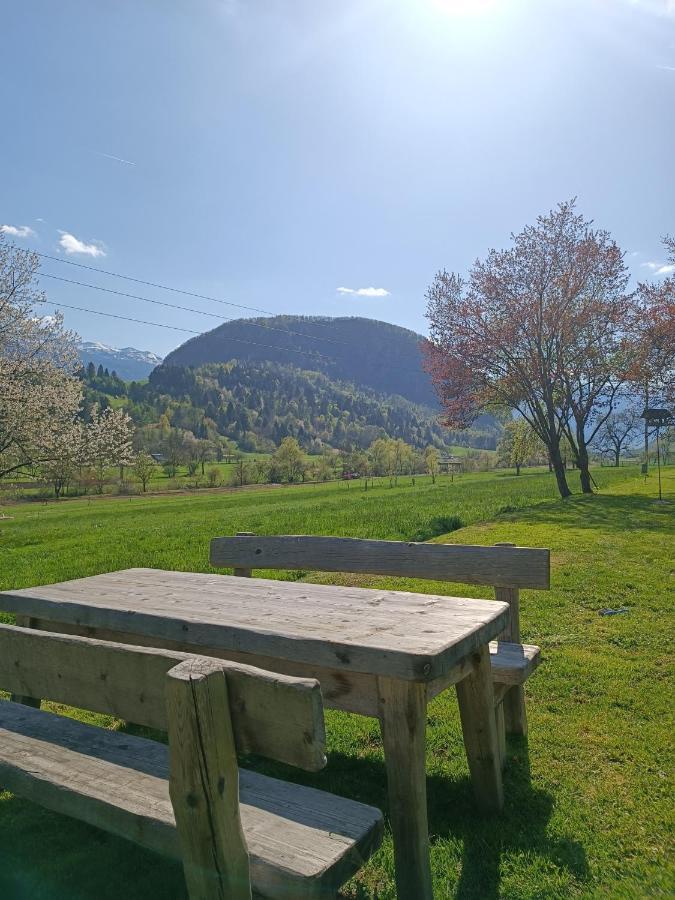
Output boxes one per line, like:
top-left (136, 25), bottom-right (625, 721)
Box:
top-left (162, 316), bottom-right (437, 407)
top-left (78, 341), bottom-right (163, 381)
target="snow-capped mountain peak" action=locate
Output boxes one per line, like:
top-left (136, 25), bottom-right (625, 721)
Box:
top-left (77, 341), bottom-right (163, 381)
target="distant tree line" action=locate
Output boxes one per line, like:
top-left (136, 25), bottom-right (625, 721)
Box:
top-left (129, 436), bottom-right (463, 494)
top-left (76, 358), bottom-right (500, 455)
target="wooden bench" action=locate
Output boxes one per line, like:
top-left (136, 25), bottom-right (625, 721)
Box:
top-left (210, 533), bottom-right (550, 762)
top-left (0, 623), bottom-right (383, 899)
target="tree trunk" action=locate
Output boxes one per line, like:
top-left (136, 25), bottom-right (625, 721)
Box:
top-left (576, 427), bottom-right (593, 494)
top-left (549, 442), bottom-right (572, 498)
top-left (515, 463), bottom-right (521, 476)
top-left (644, 379), bottom-right (649, 473)
top-left (614, 448), bottom-right (620, 467)
top-left (578, 456), bottom-right (593, 493)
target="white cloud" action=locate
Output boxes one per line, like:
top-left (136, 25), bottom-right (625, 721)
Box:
top-left (58, 231), bottom-right (106, 257)
top-left (336, 286), bottom-right (390, 297)
top-left (657, 64), bottom-right (675, 71)
top-left (641, 261), bottom-right (675, 275)
top-left (1, 224), bottom-right (35, 238)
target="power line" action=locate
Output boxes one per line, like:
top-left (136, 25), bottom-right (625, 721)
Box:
top-left (43, 301), bottom-right (200, 334)
top-left (33, 255), bottom-right (431, 384)
top-left (41, 301), bottom-right (432, 394)
top-left (40, 299), bottom-right (332, 359)
top-left (39, 271), bottom-right (346, 347)
top-left (34, 250), bottom-right (338, 331)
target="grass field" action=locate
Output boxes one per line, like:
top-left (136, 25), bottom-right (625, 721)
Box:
top-left (0, 466), bottom-right (673, 898)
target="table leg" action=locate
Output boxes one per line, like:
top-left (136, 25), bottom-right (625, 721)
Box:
top-left (456, 644), bottom-right (504, 812)
top-left (10, 615), bottom-right (41, 708)
top-left (377, 677), bottom-right (433, 900)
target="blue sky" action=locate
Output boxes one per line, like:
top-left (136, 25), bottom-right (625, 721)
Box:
top-left (2, 0), bottom-right (674, 356)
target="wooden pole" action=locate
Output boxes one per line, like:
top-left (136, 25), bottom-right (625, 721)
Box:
top-left (233, 531), bottom-right (255, 577)
top-left (644, 378), bottom-right (650, 473)
top-left (377, 677), bottom-right (433, 900)
top-left (455, 645), bottom-right (504, 812)
top-left (494, 543), bottom-right (527, 736)
top-left (166, 658), bottom-right (251, 900)
top-left (10, 615), bottom-right (41, 708)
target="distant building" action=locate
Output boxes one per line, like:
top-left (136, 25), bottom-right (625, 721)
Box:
top-left (439, 454), bottom-right (463, 474)
top-left (150, 452), bottom-right (167, 464)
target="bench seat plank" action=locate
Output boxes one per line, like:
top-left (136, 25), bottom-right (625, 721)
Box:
top-left (489, 641), bottom-right (541, 685)
top-left (0, 701), bottom-right (383, 899)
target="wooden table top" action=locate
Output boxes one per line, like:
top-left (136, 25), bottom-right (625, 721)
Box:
top-left (0, 568), bottom-right (510, 682)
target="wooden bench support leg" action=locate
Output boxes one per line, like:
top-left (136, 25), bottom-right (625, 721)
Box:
top-left (377, 677), bottom-right (433, 900)
top-left (10, 615), bottom-right (41, 709)
top-left (495, 701), bottom-right (506, 771)
top-left (456, 645), bottom-right (504, 813)
top-left (494, 577), bottom-right (529, 737)
top-left (503, 683), bottom-right (528, 737)
top-left (167, 658), bottom-right (252, 900)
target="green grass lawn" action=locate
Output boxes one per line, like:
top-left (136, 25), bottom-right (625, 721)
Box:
top-left (0, 466), bottom-right (672, 898)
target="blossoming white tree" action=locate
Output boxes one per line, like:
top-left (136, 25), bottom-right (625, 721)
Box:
top-left (83, 405), bottom-right (135, 493)
top-left (1, 237), bottom-right (139, 493)
top-left (0, 235), bottom-right (82, 479)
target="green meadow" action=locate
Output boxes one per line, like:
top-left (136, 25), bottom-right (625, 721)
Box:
top-left (0, 465), bottom-right (673, 898)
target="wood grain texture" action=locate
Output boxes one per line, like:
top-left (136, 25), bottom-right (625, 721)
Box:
top-left (503, 683), bottom-right (528, 737)
top-left (0, 568), bottom-right (510, 682)
top-left (9, 615), bottom-right (40, 708)
top-left (494, 585), bottom-right (521, 643)
top-left (0, 624), bottom-right (326, 772)
top-left (488, 641), bottom-right (540, 685)
top-left (166, 658), bottom-right (251, 899)
top-left (210, 535), bottom-right (550, 589)
top-left (17, 618), bottom-right (383, 719)
top-left (495, 584), bottom-right (528, 736)
top-left (0, 700), bottom-right (383, 899)
top-left (233, 531), bottom-right (254, 578)
top-left (377, 677), bottom-right (433, 900)
top-left (495, 702), bottom-right (506, 771)
top-left (455, 644), bottom-right (504, 813)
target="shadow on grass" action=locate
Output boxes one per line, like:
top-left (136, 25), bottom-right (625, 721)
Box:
top-left (244, 736), bottom-right (589, 900)
top-left (0, 732), bottom-right (588, 900)
top-left (0, 794), bottom-right (185, 900)
top-left (505, 490), bottom-right (673, 534)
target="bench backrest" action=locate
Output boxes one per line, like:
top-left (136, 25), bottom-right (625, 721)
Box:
top-left (0, 623), bottom-right (326, 772)
top-left (209, 534), bottom-right (550, 590)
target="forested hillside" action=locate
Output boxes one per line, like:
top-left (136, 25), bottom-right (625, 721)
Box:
top-left (162, 315), bottom-right (438, 407)
top-left (80, 360), bottom-right (500, 453)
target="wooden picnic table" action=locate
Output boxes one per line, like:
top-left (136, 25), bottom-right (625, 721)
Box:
top-left (1, 568), bottom-right (510, 899)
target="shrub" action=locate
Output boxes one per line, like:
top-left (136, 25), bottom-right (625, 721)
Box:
top-left (410, 514), bottom-right (463, 542)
